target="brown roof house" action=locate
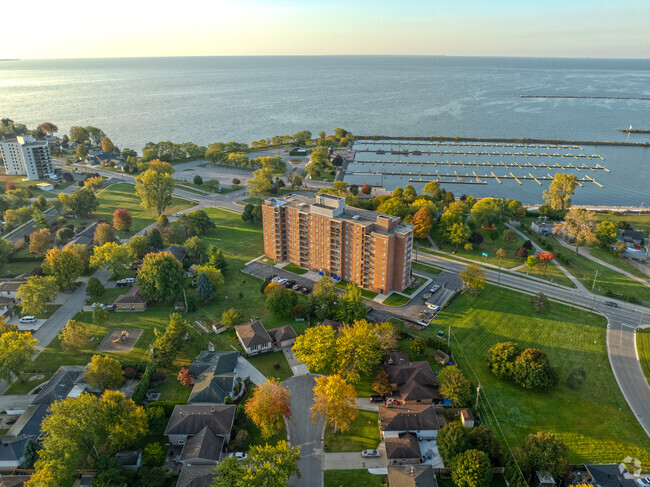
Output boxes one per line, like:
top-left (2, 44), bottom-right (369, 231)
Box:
top-left (0, 276), bottom-right (28, 299)
top-left (235, 320), bottom-right (272, 356)
top-left (268, 325), bottom-right (298, 349)
top-left (187, 351), bottom-right (240, 404)
top-left (379, 403), bottom-right (445, 440)
top-left (387, 465), bottom-right (438, 487)
top-left (383, 352), bottom-right (442, 405)
top-left (114, 285), bottom-right (147, 312)
top-left (385, 432), bottom-right (422, 465)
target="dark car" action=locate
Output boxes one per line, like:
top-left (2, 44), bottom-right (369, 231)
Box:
top-left (604, 301), bottom-right (619, 308)
top-left (285, 280), bottom-right (296, 288)
top-left (370, 395), bottom-right (386, 403)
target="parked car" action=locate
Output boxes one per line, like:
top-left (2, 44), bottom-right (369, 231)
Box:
top-left (361, 449), bottom-right (380, 458)
top-left (427, 304), bottom-right (440, 311)
top-left (420, 310), bottom-right (434, 319)
top-left (636, 478), bottom-right (650, 487)
top-left (174, 212), bottom-right (183, 216)
top-left (422, 292), bottom-right (432, 300)
top-left (604, 301), bottom-right (619, 308)
top-left (19, 316), bottom-right (37, 324)
top-left (370, 395), bottom-right (386, 403)
top-left (91, 303), bottom-right (105, 309)
top-left (116, 279), bottom-right (134, 288)
top-left (285, 280), bottom-right (296, 288)
top-left (292, 283), bottom-right (302, 291)
top-left (430, 284), bottom-right (441, 293)
top-left (437, 330), bottom-right (445, 338)
top-left (228, 452), bottom-right (248, 461)
top-left (278, 278), bottom-right (288, 285)
top-left (105, 304), bottom-right (116, 311)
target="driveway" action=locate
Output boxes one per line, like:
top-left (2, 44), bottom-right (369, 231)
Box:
top-left (0, 395), bottom-right (35, 414)
top-left (236, 356), bottom-right (267, 385)
top-left (323, 449), bottom-right (387, 470)
top-left (284, 375), bottom-right (325, 487)
top-left (284, 348), bottom-right (309, 376)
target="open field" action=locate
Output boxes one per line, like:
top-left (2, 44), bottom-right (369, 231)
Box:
top-left (512, 259), bottom-right (576, 288)
top-left (0, 246), bottom-right (43, 277)
top-left (594, 212), bottom-right (650, 236)
top-left (637, 328), bottom-right (650, 386)
top-left (382, 293), bottom-right (410, 306)
top-left (323, 410), bottom-right (380, 452)
top-left (247, 351), bottom-right (293, 381)
top-left (324, 470), bottom-right (386, 487)
top-left (93, 183), bottom-right (195, 237)
top-left (431, 223), bottom-right (524, 268)
top-left (406, 285), bottom-right (650, 465)
top-left (283, 262), bottom-right (308, 275)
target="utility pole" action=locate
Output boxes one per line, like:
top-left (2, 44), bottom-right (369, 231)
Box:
top-left (475, 383), bottom-right (481, 410)
top-left (448, 326), bottom-right (451, 348)
top-left (591, 269), bottom-right (598, 291)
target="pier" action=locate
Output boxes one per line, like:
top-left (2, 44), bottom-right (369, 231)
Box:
top-left (351, 159), bottom-right (609, 172)
top-left (521, 95), bottom-right (650, 101)
top-left (354, 149), bottom-right (603, 160)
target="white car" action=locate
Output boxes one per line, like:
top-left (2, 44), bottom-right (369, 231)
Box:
top-left (361, 449), bottom-right (380, 458)
top-left (175, 212), bottom-right (183, 216)
top-left (91, 303), bottom-right (105, 309)
top-left (19, 316), bottom-right (37, 324)
top-left (228, 452), bottom-right (248, 461)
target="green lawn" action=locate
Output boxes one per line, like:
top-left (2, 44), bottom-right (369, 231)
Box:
top-left (324, 410), bottom-right (380, 452)
top-left (0, 246), bottom-right (43, 277)
top-left (402, 276), bottom-right (424, 295)
top-left (382, 293), bottom-right (410, 306)
top-left (324, 470), bottom-right (386, 487)
top-left (335, 281), bottom-right (378, 299)
top-left (283, 262), bottom-right (308, 275)
top-left (420, 284), bottom-right (650, 465)
top-left (432, 223), bottom-right (524, 268)
top-left (4, 373), bottom-right (53, 395)
top-left (513, 260), bottom-right (576, 289)
top-left (412, 261), bottom-right (443, 275)
top-left (589, 247), bottom-right (650, 283)
top-left (636, 328), bottom-right (650, 386)
top-left (93, 183), bottom-right (195, 237)
top-left (247, 351), bottom-right (293, 381)
top-left (594, 212), bottom-right (650, 236)
top-left (174, 182), bottom-right (209, 195)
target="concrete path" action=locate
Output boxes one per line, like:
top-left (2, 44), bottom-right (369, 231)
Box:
top-left (283, 348), bottom-right (309, 376)
top-left (0, 395), bottom-right (35, 414)
top-left (236, 356), bottom-right (267, 386)
top-left (323, 449), bottom-right (386, 471)
top-left (355, 398), bottom-right (379, 412)
top-left (284, 375), bottom-right (325, 487)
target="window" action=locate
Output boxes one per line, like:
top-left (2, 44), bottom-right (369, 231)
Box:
top-left (178, 440), bottom-right (185, 445)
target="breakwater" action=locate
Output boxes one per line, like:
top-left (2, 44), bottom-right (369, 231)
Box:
top-left (521, 95), bottom-right (650, 100)
top-left (354, 135), bottom-right (650, 147)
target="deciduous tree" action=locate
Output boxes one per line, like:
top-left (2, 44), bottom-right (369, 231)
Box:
top-left (471, 198), bottom-right (510, 229)
top-left (113, 208), bottom-right (132, 231)
top-left (247, 167), bottom-right (273, 199)
top-left (543, 173), bottom-right (578, 211)
top-left (84, 175), bottom-right (104, 192)
top-left (101, 137), bottom-right (115, 153)
top-left (459, 264), bottom-right (485, 294)
top-left (177, 209), bottom-right (214, 236)
top-left (42, 246), bottom-right (84, 289)
top-left (308, 275), bottom-right (337, 322)
top-left (0, 239), bottom-right (14, 265)
top-left (29, 228), bottom-right (51, 255)
top-left (128, 235), bottom-right (150, 260)
top-left (221, 308), bottom-right (243, 328)
top-left (530, 292), bottom-right (550, 313)
top-left (94, 222), bottom-right (116, 245)
top-left (137, 251), bottom-right (185, 303)
top-left (91, 242), bottom-right (131, 276)
top-left (58, 320), bottom-right (91, 353)
top-left (554, 208), bottom-right (598, 254)
top-left (245, 379), bottom-right (292, 438)
top-left (177, 368), bottom-right (193, 387)
top-left (92, 304), bottom-right (109, 326)
top-left (292, 325), bottom-right (336, 371)
top-left (438, 421), bottom-right (471, 460)
top-left (412, 207), bottom-right (434, 239)
top-left (513, 348), bottom-right (558, 391)
top-left (16, 276), bottom-right (58, 315)
top-left (265, 285), bottom-right (298, 318)
top-left (449, 223), bottom-right (471, 251)
top-left (58, 188), bottom-right (98, 217)
top-left (451, 449), bottom-right (493, 487)
top-left (374, 321), bottom-right (399, 352)
top-left (336, 320), bottom-right (382, 383)
top-left (185, 235), bottom-right (208, 262)
top-left (372, 369), bottom-right (392, 396)
top-left (85, 355), bottom-right (124, 391)
top-left (595, 220), bottom-right (618, 248)
top-left (86, 126), bottom-right (106, 146)
top-left (135, 169), bottom-right (175, 215)
top-left (69, 126), bottom-right (89, 143)
top-left (438, 366), bottom-right (472, 407)
top-left (311, 374), bottom-right (358, 433)
top-left (0, 331), bottom-right (38, 383)
top-left (335, 283), bottom-right (367, 323)
top-left (487, 342), bottom-right (521, 380)
top-left (38, 122), bottom-right (58, 136)
top-left (518, 431), bottom-right (568, 477)
top-left (194, 264), bottom-right (224, 290)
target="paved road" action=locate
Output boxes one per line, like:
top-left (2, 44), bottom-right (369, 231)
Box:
top-left (415, 251), bottom-right (650, 437)
top-left (284, 375), bottom-right (325, 487)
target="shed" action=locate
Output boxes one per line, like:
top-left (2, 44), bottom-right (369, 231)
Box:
top-left (115, 450), bottom-right (142, 470)
top-left (460, 409), bottom-right (475, 428)
top-left (536, 471), bottom-right (556, 487)
top-left (36, 182), bottom-right (54, 191)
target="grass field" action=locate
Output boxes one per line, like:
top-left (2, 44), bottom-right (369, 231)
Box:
top-left (335, 280), bottom-right (378, 300)
top-left (0, 246), bottom-right (43, 277)
top-left (247, 351), bottom-right (293, 381)
top-left (382, 293), bottom-right (410, 306)
top-left (594, 212), bottom-right (650, 236)
top-left (412, 261), bottom-right (443, 275)
top-left (432, 223), bottom-right (524, 269)
top-left (636, 328), bottom-right (650, 386)
top-left (4, 373), bottom-right (53, 395)
top-left (283, 262), bottom-right (308, 275)
top-left (324, 410), bottom-right (380, 452)
top-left (94, 183), bottom-right (195, 237)
top-left (409, 285), bottom-right (650, 465)
top-left (324, 470), bottom-right (386, 487)
top-left (589, 247), bottom-right (650, 283)
top-left (513, 259), bottom-right (576, 289)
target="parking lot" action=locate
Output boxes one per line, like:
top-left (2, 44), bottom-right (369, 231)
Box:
top-left (243, 261), bottom-right (315, 293)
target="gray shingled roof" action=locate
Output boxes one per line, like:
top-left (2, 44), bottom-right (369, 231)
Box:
top-left (6, 404), bottom-right (49, 438)
top-left (187, 351), bottom-right (239, 404)
top-left (387, 465), bottom-right (437, 487)
top-left (188, 351), bottom-right (239, 378)
top-left (268, 325), bottom-right (297, 343)
top-left (176, 464), bottom-right (216, 487)
top-left (0, 438), bottom-right (28, 465)
top-left (32, 365), bottom-right (85, 405)
top-left (180, 426), bottom-right (224, 463)
top-left (383, 352), bottom-right (441, 402)
top-left (235, 321), bottom-right (272, 348)
top-left (164, 405), bottom-right (235, 437)
top-left (385, 432), bottom-right (421, 460)
top-left (379, 404), bottom-right (441, 433)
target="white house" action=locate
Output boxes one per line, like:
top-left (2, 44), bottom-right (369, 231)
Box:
top-left (235, 321), bottom-right (272, 356)
top-left (268, 325), bottom-right (298, 349)
top-left (379, 404), bottom-right (444, 440)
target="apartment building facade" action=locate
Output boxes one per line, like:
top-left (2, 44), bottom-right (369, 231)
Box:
top-left (0, 135), bottom-right (55, 180)
top-left (262, 193), bottom-right (413, 294)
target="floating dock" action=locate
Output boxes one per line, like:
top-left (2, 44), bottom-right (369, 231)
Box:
top-left (351, 159), bottom-right (609, 172)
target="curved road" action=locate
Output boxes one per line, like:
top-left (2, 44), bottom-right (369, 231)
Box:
top-left (414, 251), bottom-right (650, 437)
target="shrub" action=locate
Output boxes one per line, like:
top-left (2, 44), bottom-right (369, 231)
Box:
top-left (234, 429), bottom-right (250, 450)
top-left (193, 174), bottom-right (203, 185)
top-left (567, 367), bottom-right (587, 389)
top-left (232, 178), bottom-right (241, 185)
top-left (132, 364), bottom-right (155, 405)
top-left (146, 406), bottom-right (167, 431)
top-left (145, 401), bottom-right (184, 416)
top-left (123, 367), bottom-right (136, 378)
top-left (522, 239), bottom-right (533, 250)
top-left (410, 338), bottom-right (425, 356)
top-left (425, 336), bottom-right (451, 355)
top-left (469, 232), bottom-right (484, 246)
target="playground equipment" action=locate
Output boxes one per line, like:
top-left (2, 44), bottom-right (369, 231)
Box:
top-left (113, 330), bottom-right (129, 343)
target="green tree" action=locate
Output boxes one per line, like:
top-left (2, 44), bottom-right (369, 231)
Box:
top-left (265, 285), bottom-right (298, 317)
top-left (194, 264), bottom-right (225, 290)
top-left (451, 449), bottom-right (493, 487)
top-left (143, 442), bottom-right (165, 467)
top-left (471, 198), bottom-right (510, 229)
top-left (437, 420), bottom-right (471, 460)
top-left (513, 348), bottom-right (558, 391)
top-left (208, 247), bottom-right (228, 271)
top-left (42, 246), bottom-right (84, 290)
top-left (410, 337), bottom-right (425, 356)
top-left (308, 275), bottom-right (337, 321)
top-left (335, 320), bottom-right (382, 383)
top-left (135, 169), bottom-right (175, 215)
top-left (90, 242), bottom-right (132, 276)
top-left (184, 235), bottom-right (208, 262)
top-left (241, 441), bottom-right (301, 486)
top-left (212, 456), bottom-right (244, 487)
top-left (376, 197), bottom-right (408, 218)
top-left (0, 331), bottom-right (38, 383)
top-left (92, 305), bottom-right (109, 326)
top-left (438, 366), bottom-right (472, 407)
top-left (58, 188), bottom-right (98, 217)
top-left (196, 272), bottom-right (216, 303)
top-left (291, 174), bottom-right (303, 189)
top-left (93, 222), bottom-right (115, 246)
top-left (148, 228), bottom-right (164, 249)
top-left (128, 235), bottom-right (150, 260)
top-left (459, 263), bottom-right (486, 294)
top-left (67, 244), bottom-right (91, 273)
top-left (518, 431), bottom-right (568, 477)
top-left (595, 220), bottom-right (618, 248)
top-left (85, 355), bottom-right (124, 391)
top-left (449, 223), bottom-right (471, 251)
top-left (58, 320), bottom-right (91, 353)
top-left (469, 425), bottom-right (502, 462)
top-left (76, 144), bottom-right (89, 158)
top-left (247, 167), bottom-right (273, 199)
top-left (221, 308), bottom-right (243, 328)
top-left (543, 173), bottom-right (578, 211)
top-left (486, 342), bottom-right (521, 381)
top-left (241, 203), bottom-right (263, 224)
top-left (16, 275), bottom-right (58, 315)
top-left (23, 437), bottom-right (42, 469)
top-left (292, 325), bottom-right (336, 371)
top-left (193, 174), bottom-right (203, 185)
top-left (136, 251), bottom-right (185, 303)
top-left (335, 283), bottom-right (367, 323)
top-left (86, 126), bottom-right (106, 146)
top-left (0, 239), bottom-right (14, 265)
top-left (56, 227), bottom-right (74, 244)
top-left (177, 209), bottom-right (214, 236)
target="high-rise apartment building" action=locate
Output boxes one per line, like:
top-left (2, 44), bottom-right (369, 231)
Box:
top-left (0, 135), bottom-right (55, 180)
top-left (262, 193), bottom-right (414, 294)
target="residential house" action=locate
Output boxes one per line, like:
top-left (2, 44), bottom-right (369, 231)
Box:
top-left (0, 296), bottom-right (15, 318)
top-left (585, 464), bottom-right (639, 487)
top-left (0, 475), bottom-right (32, 487)
top-left (268, 325), bottom-right (298, 348)
top-left (179, 425), bottom-right (225, 465)
top-left (176, 464), bottom-right (216, 487)
top-left (114, 285), bottom-right (148, 311)
top-left (531, 221), bottom-right (556, 235)
top-left (31, 365), bottom-right (86, 405)
top-left (5, 403), bottom-right (49, 439)
top-left (379, 404), bottom-right (445, 440)
top-left (165, 245), bottom-right (188, 263)
top-left (66, 221), bottom-right (102, 247)
top-left (187, 350), bottom-right (239, 404)
top-left (619, 228), bottom-right (644, 249)
top-left (460, 409), bottom-right (475, 428)
top-left (235, 321), bottom-right (272, 356)
top-left (387, 465), bottom-right (437, 487)
top-left (164, 404), bottom-right (236, 448)
top-left (385, 432), bottom-right (422, 465)
top-left (0, 275), bottom-right (29, 299)
top-left (114, 450), bottom-right (142, 470)
top-left (383, 352), bottom-right (443, 405)
top-left (0, 437), bottom-right (28, 468)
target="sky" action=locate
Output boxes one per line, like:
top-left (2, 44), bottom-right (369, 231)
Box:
top-left (4, 0), bottom-right (650, 59)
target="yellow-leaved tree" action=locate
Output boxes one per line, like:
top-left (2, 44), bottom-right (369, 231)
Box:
top-left (311, 374), bottom-right (358, 433)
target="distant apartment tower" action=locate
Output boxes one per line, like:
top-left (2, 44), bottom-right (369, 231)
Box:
top-left (262, 193), bottom-right (414, 294)
top-left (0, 135), bottom-right (54, 180)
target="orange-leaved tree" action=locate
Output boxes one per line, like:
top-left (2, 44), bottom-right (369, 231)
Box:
top-left (244, 379), bottom-right (292, 439)
top-left (411, 207), bottom-right (434, 240)
top-left (536, 250), bottom-right (553, 275)
top-left (113, 208), bottom-right (132, 232)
